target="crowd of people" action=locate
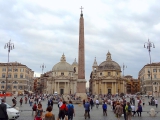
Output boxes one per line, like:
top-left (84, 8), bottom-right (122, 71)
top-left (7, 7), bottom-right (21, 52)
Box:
top-left (0, 93), bottom-right (159, 120)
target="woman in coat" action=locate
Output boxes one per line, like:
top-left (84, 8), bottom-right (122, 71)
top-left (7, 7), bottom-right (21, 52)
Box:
top-left (115, 102), bottom-right (123, 120)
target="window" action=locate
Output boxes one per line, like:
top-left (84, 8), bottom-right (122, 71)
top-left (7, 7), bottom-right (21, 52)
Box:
top-left (19, 86), bottom-right (22, 89)
top-left (20, 74), bottom-right (23, 78)
top-left (2, 68), bottom-right (6, 71)
top-left (1, 86), bottom-right (4, 89)
top-left (13, 86), bottom-right (17, 89)
top-left (13, 81), bottom-right (18, 84)
top-left (108, 72), bottom-right (111, 76)
top-left (148, 74), bottom-right (150, 79)
top-left (8, 68), bottom-right (12, 72)
top-left (2, 73), bottom-right (5, 78)
top-left (154, 75), bottom-right (157, 79)
top-left (153, 69), bottom-right (157, 72)
top-left (155, 87), bottom-right (157, 91)
top-left (8, 74), bottom-right (11, 78)
top-left (14, 68), bottom-right (18, 72)
top-left (20, 68), bottom-right (24, 72)
top-left (61, 73), bottom-right (64, 76)
top-left (14, 74), bottom-right (17, 78)
top-left (100, 73), bottom-right (102, 76)
top-left (1, 81), bottom-right (5, 83)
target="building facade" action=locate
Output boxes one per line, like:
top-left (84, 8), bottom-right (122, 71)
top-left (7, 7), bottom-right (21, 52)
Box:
top-left (125, 75), bottom-right (140, 94)
top-left (89, 52), bottom-right (127, 95)
top-left (0, 62), bottom-right (34, 95)
top-left (44, 54), bottom-right (78, 95)
top-left (139, 62), bottom-right (160, 97)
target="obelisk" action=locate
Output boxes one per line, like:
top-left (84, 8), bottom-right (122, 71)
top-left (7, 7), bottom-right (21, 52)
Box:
top-left (76, 6), bottom-right (87, 100)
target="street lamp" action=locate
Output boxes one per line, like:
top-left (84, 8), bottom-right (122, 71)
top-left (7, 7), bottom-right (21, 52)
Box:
top-left (144, 39), bottom-right (155, 96)
top-left (4, 40), bottom-right (14, 99)
top-left (40, 63), bottom-right (46, 74)
top-left (122, 63), bottom-right (127, 77)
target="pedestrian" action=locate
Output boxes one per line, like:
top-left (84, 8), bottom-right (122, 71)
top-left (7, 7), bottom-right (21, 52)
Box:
top-left (136, 104), bottom-right (142, 117)
top-left (90, 99), bottom-right (94, 109)
top-left (114, 102), bottom-right (123, 120)
top-left (84, 100), bottom-right (90, 119)
top-left (102, 101), bottom-right (107, 116)
top-left (142, 99), bottom-right (145, 106)
top-left (67, 101), bottom-right (75, 120)
top-left (58, 101), bottom-right (68, 120)
top-left (32, 103), bottom-right (37, 116)
top-left (155, 99), bottom-right (158, 108)
top-left (25, 97), bottom-right (27, 104)
top-left (0, 99), bottom-right (8, 120)
top-left (35, 103), bottom-right (43, 120)
top-left (48, 99), bottom-right (53, 108)
top-left (19, 97), bottom-right (23, 106)
top-left (131, 104), bottom-right (136, 116)
top-left (125, 102), bottom-right (132, 120)
top-left (123, 102), bottom-right (127, 120)
top-left (12, 97), bottom-right (17, 107)
top-left (44, 106), bottom-right (55, 120)
top-left (95, 99), bottom-right (99, 109)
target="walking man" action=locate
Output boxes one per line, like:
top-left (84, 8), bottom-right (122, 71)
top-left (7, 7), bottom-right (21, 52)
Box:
top-left (0, 99), bottom-right (8, 120)
top-left (155, 99), bottom-right (158, 108)
top-left (95, 99), bottom-right (99, 109)
top-left (84, 101), bottom-right (90, 119)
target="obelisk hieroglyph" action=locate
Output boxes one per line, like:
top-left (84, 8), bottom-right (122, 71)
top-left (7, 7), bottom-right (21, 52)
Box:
top-left (76, 6), bottom-right (87, 100)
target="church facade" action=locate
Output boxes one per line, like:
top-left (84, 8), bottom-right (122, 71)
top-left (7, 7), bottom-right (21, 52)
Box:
top-left (46, 54), bottom-right (78, 94)
top-left (89, 52), bottom-right (127, 95)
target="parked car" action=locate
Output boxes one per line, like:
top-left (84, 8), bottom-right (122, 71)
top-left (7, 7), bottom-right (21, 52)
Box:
top-left (0, 99), bottom-right (20, 119)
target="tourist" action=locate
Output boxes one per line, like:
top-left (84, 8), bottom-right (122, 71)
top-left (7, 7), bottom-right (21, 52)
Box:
top-left (32, 103), bottom-right (37, 116)
top-left (114, 102), bottom-right (123, 120)
top-left (44, 106), bottom-right (55, 120)
top-left (131, 104), bottom-right (136, 116)
top-left (125, 102), bottom-right (132, 120)
top-left (12, 97), bottom-right (17, 107)
top-left (95, 99), bottom-right (99, 108)
top-left (67, 101), bottom-right (75, 120)
top-left (90, 98), bottom-right (94, 109)
top-left (58, 99), bottom-right (63, 108)
top-left (58, 101), bottom-right (68, 120)
top-left (142, 99), bottom-right (145, 106)
top-left (19, 97), bottom-right (23, 106)
top-left (0, 99), bottom-right (8, 120)
top-left (136, 104), bottom-right (142, 117)
top-left (123, 101), bottom-right (127, 120)
top-left (48, 98), bottom-right (53, 108)
top-left (155, 99), bottom-right (158, 108)
top-left (102, 101), bottom-right (107, 116)
top-left (25, 96), bottom-right (28, 104)
top-left (35, 103), bottom-right (43, 120)
top-left (84, 100), bottom-right (90, 119)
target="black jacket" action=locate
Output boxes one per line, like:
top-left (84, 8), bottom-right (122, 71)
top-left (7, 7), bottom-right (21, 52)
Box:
top-left (0, 103), bottom-right (8, 119)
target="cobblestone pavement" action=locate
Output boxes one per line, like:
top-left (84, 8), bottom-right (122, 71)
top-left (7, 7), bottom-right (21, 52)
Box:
top-left (5, 96), bottom-right (160, 120)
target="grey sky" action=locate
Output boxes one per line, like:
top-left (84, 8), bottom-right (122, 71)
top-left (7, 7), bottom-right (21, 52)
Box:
top-left (0, 0), bottom-right (160, 84)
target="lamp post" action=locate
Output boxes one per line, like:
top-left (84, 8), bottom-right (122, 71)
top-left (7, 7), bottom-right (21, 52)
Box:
top-left (40, 63), bottom-right (46, 74)
top-left (122, 63), bottom-right (127, 77)
top-left (144, 39), bottom-right (155, 96)
top-left (4, 40), bottom-right (14, 99)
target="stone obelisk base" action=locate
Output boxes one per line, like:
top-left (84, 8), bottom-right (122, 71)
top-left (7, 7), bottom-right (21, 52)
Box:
top-left (76, 79), bottom-right (87, 101)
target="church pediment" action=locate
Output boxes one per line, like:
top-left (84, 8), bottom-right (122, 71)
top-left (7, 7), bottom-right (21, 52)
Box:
top-left (101, 75), bottom-right (116, 79)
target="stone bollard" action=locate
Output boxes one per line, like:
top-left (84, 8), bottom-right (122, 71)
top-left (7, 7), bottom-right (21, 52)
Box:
top-left (150, 108), bottom-right (156, 117)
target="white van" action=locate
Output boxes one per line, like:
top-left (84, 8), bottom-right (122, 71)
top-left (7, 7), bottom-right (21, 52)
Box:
top-left (54, 92), bottom-right (58, 95)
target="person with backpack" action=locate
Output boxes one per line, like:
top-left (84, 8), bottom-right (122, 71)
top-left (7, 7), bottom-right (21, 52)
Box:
top-left (136, 104), bottom-right (142, 117)
top-left (58, 101), bottom-right (68, 120)
top-left (102, 101), bottom-right (107, 116)
top-left (35, 103), bottom-right (43, 120)
top-left (84, 100), bottom-right (90, 119)
top-left (19, 98), bottom-right (23, 106)
top-left (125, 102), bottom-right (132, 120)
top-left (67, 101), bottom-right (75, 120)
top-left (12, 97), bottom-right (17, 107)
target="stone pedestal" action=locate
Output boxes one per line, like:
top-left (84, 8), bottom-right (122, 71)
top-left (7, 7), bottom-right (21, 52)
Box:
top-left (76, 79), bottom-right (87, 101)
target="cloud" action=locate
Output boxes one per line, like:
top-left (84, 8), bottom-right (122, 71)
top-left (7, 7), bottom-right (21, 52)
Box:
top-left (0, 0), bottom-right (160, 82)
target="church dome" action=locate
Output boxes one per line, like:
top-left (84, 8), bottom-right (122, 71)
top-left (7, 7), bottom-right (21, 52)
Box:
top-left (98, 52), bottom-right (121, 71)
top-left (52, 54), bottom-right (74, 72)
